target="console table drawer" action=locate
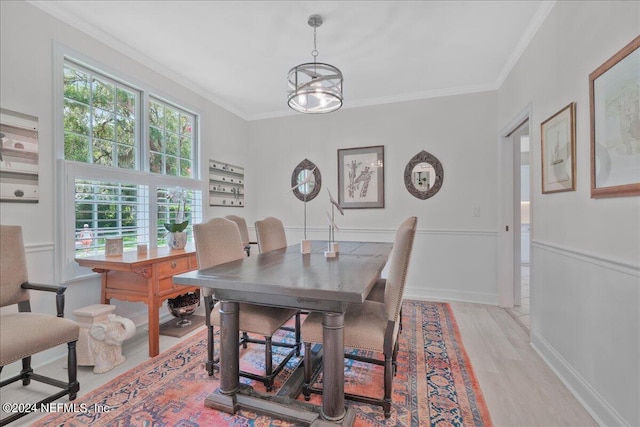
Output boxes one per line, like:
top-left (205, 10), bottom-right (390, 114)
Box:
top-left (158, 257), bottom-right (190, 278)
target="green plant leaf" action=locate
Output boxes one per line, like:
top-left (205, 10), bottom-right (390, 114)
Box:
top-left (164, 220), bottom-right (189, 233)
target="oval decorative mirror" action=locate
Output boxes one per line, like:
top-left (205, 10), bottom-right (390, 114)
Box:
top-left (404, 150), bottom-right (444, 199)
top-left (291, 158), bottom-right (321, 201)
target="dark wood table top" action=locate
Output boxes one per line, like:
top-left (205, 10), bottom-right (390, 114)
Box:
top-left (173, 241), bottom-right (392, 313)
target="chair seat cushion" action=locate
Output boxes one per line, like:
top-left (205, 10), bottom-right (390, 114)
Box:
top-left (211, 303), bottom-right (298, 336)
top-left (302, 301), bottom-right (389, 353)
top-left (0, 313), bottom-right (79, 366)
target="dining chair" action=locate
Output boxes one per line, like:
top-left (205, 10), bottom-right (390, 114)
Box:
top-left (366, 248), bottom-right (404, 336)
top-left (301, 216), bottom-right (417, 418)
top-left (225, 215), bottom-right (256, 256)
top-left (254, 216), bottom-right (301, 352)
top-left (0, 225), bottom-right (80, 426)
top-left (193, 217), bottom-right (300, 391)
top-left (254, 216), bottom-right (287, 253)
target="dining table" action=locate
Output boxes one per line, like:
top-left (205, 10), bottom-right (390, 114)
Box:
top-left (172, 240), bottom-right (393, 426)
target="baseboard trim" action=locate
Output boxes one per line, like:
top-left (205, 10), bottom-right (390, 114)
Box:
top-left (531, 331), bottom-right (630, 427)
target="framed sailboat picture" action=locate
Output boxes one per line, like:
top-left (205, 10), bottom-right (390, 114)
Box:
top-left (541, 102), bottom-right (576, 194)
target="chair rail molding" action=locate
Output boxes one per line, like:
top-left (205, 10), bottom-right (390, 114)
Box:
top-left (531, 239), bottom-right (639, 276)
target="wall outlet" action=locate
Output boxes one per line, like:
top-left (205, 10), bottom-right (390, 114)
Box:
top-left (472, 207), bottom-right (481, 217)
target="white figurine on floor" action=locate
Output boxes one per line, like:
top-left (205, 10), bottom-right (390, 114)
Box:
top-left (89, 314), bottom-right (136, 374)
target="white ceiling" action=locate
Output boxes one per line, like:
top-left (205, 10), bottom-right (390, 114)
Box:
top-left (31, 0), bottom-right (553, 120)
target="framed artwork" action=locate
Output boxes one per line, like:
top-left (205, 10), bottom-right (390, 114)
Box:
top-left (540, 102), bottom-right (576, 194)
top-left (337, 145), bottom-right (384, 209)
top-left (589, 35), bottom-right (640, 198)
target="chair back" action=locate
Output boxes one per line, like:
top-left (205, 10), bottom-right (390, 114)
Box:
top-left (0, 225), bottom-right (30, 308)
top-left (193, 218), bottom-right (246, 297)
top-left (225, 215), bottom-right (250, 247)
top-left (255, 217), bottom-right (287, 253)
top-left (384, 217), bottom-right (417, 323)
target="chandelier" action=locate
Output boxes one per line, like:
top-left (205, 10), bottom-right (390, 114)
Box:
top-left (287, 14), bottom-right (343, 114)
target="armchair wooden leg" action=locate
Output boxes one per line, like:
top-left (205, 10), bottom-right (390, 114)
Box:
top-left (206, 324), bottom-right (216, 376)
top-left (303, 342), bottom-right (312, 401)
top-left (21, 356), bottom-right (32, 386)
top-left (295, 313), bottom-right (301, 356)
top-left (383, 354), bottom-right (392, 418)
top-left (68, 341), bottom-right (79, 400)
top-left (392, 338), bottom-right (399, 375)
top-left (242, 331), bottom-right (249, 349)
top-left (264, 336), bottom-right (273, 391)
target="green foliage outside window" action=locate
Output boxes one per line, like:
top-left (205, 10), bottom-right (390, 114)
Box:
top-left (63, 64), bottom-right (137, 169)
top-left (148, 99), bottom-right (193, 177)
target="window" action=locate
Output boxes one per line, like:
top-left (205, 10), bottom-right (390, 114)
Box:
top-left (59, 57), bottom-right (202, 281)
top-left (63, 64), bottom-right (138, 168)
top-left (149, 98), bottom-right (194, 177)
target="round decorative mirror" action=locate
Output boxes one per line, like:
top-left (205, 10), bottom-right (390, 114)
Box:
top-left (404, 150), bottom-right (444, 199)
top-left (291, 158), bottom-right (321, 201)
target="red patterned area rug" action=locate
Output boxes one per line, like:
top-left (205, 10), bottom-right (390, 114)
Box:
top-left (33, 301), bottom-right (491, 427)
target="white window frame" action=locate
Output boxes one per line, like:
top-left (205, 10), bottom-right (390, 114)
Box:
top-left (54, 44), bottom-right (204, 284)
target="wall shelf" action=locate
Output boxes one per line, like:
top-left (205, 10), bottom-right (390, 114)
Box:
top-left (209, 159), bottom-right (244, 207)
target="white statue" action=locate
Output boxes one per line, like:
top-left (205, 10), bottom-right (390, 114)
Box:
top-left (88, 314), bottom-right (136, 374)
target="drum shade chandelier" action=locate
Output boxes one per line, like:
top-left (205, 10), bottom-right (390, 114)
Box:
top-left (287, 14), bottom-right (343, 114)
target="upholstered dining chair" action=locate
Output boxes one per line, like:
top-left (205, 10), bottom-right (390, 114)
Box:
top-left (366, 248), bottom-right (404, 335)
top-left (301, 216), bottom-right (417, 418)
top-left (225, 215), bottom-right (256, 256)
top-left (0, 225), bottom-right (80, 426)
top-left (193, 217), bottom-right (301, 391)
top-left (254, 216), bottom-right (302, 347)
top-left (254, 216), bottom-right (287, 253)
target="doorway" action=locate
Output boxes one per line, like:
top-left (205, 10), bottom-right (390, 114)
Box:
top-left (498, 107), bottom-right (531, 332)
top-left (512, 123), bottom-right (530, 329)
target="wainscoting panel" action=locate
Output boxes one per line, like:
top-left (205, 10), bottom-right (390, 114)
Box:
top-left (530, 241), bottom-right (639, 427)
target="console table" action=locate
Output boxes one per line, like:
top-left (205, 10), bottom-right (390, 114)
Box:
top-left (75, 246), bottom-right (199, 357)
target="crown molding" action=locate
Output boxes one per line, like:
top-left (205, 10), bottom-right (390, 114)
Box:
top-left (495, 0), bottom-right (557, 88)
top-left (27, 0), bottom-right (251, 121)
top-left (28, 0), bottom-right (555, 123)
top-left (249, 83), bottom-right (497, 121)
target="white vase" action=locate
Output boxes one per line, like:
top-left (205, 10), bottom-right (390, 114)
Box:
top-left (167, 232), bottom-right (187, 250)
top-left (300, 239), bottom-right (312, 254)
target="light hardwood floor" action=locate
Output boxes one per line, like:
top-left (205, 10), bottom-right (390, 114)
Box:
top-left (1, 303), bottom-right (597, 426)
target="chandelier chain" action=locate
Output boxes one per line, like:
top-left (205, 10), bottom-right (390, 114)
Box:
top-left (312, 26), bottom-right (318, 61)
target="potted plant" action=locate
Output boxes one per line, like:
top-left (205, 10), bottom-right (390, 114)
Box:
top-left (165, 187), bottom-right (189, 250)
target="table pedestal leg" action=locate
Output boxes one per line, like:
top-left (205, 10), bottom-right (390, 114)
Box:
top-left (205, 301), bottom-right (240, 413)
top-left (321, 312), bottom-right (346, 422)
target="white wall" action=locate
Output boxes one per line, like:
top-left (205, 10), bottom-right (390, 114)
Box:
top-left (497, 2), bottom-right (640, 425)
top-left (0, 1), bottom-right (248, 375)
top-left (247, 93), bottom-right (500, 304)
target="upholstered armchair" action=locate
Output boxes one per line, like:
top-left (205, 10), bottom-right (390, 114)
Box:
top-left (301, 216), bottom-right (417, 418)
top-left (0, 225), bottom-right (80, 426)
top-left (194, 217), bottom-right (301, 391)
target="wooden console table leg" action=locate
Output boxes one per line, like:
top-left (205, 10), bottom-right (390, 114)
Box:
top-left (148, 299), bottom-right (160, 357)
